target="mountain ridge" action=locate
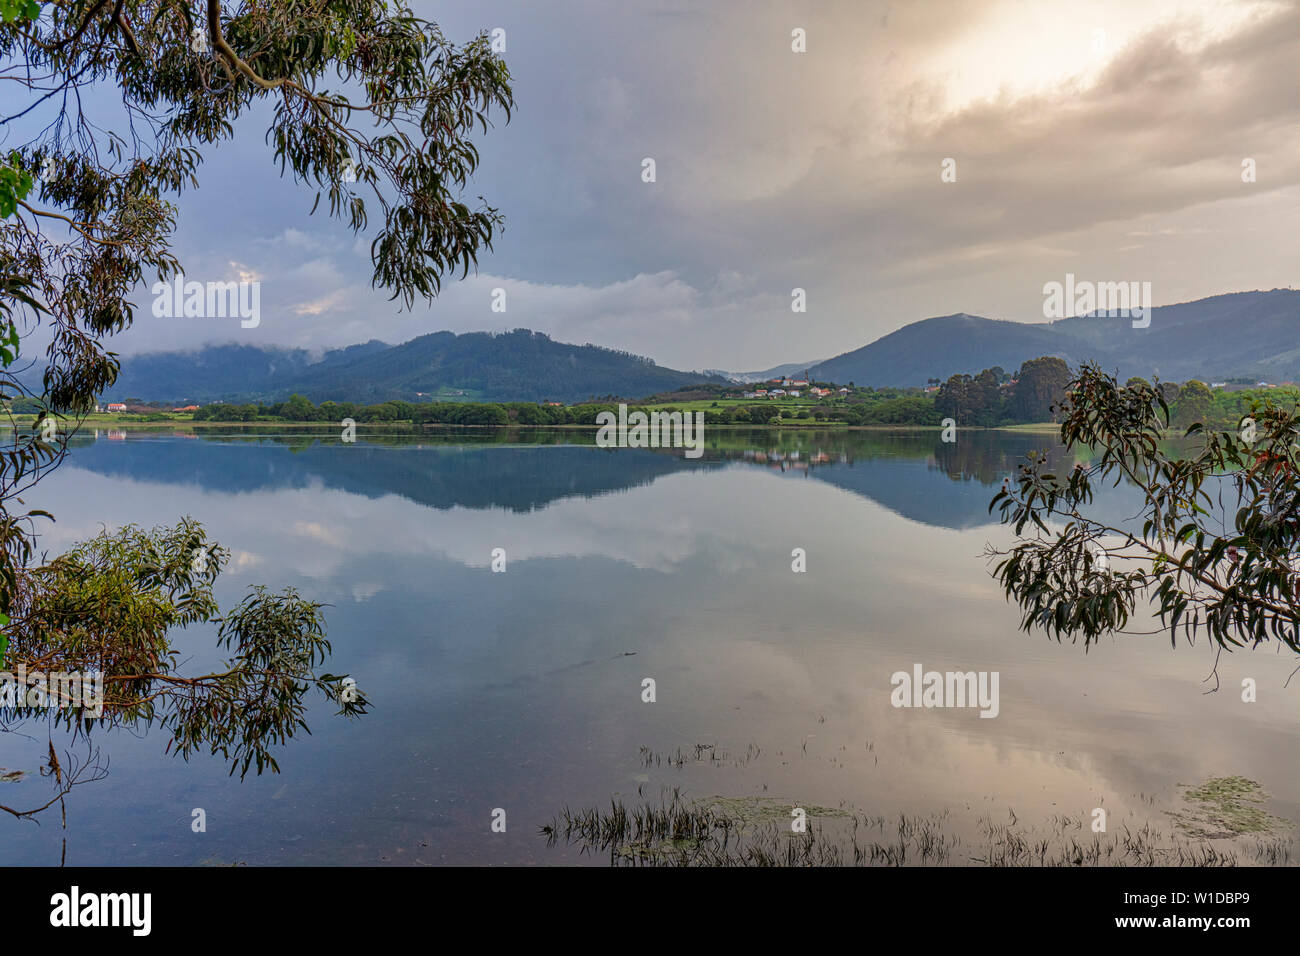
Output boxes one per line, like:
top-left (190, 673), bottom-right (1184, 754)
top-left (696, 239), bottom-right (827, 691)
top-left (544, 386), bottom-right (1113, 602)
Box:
top-left (97, 328), bottom-right (728, 404)
top-left (808, 289), bottom-right (1300, 387)
top-left (86, 288), bottom-right (1300, 403)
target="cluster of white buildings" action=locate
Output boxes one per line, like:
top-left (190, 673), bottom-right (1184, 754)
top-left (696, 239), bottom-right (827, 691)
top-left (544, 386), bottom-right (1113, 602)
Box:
top-left (737, 379), bottom-right (848, 400)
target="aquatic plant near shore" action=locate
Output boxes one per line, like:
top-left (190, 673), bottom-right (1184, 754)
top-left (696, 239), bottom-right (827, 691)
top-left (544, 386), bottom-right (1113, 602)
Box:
top-left (543, 788), bottom-right (1293, 867)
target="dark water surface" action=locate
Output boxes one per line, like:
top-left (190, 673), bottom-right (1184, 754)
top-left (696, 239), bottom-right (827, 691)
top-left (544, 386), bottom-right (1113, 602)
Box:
top-left (3, 427), bottom-right (1296, 864)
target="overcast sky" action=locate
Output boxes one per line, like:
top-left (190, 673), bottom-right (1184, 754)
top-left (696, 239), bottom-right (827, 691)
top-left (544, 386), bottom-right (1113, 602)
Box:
top-left (89, 0), bottom-right (1300, 370)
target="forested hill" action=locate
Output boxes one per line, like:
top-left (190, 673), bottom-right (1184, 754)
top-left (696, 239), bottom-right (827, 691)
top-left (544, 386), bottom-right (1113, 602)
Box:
top-left (87, 290), bottom-right (1300, 404)
top-left (809, 290), bottom-right (1300, 387)
top-left (99, 329), bottom-right (725, 404)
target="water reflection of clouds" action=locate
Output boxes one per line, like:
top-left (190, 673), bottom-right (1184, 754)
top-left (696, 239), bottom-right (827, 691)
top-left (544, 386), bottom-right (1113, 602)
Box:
top-left (16, 438), bottom-right (1300, 863)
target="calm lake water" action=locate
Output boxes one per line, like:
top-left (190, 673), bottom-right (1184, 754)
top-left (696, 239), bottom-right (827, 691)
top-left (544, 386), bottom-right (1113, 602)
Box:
top-left (3, 427), bottom-right (1297, 865)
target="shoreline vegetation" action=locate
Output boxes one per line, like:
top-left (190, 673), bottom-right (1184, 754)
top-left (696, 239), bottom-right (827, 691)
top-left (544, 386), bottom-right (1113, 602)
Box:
top-left (539, 760), bottom-right (1292, 866)
top-left (6, 355), bottom-right (1286, 437)
top-left (2, 415), bottom-right (1066, 433)
top-left (542, 792), bottom-right (1291, 867)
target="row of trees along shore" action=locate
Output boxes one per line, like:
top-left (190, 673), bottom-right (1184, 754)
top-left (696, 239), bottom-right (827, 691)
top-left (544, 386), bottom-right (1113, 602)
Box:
top-left (935, 356), bottom-right (1293, 430)
top-left (169, 357), bottom-right (1293, 429)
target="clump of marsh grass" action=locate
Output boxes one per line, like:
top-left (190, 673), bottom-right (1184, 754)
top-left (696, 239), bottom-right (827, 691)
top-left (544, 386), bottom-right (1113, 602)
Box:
top-left (972, 813), bottom-right (1248, 866)
top-left (638, 742), bottom-right (762, 770)
top-left (540, 788), bottom-right (730, 865)
top-left (540, 790), bottom-right (957, 867)
top-left (542, 790), bottom-right (1292, 867)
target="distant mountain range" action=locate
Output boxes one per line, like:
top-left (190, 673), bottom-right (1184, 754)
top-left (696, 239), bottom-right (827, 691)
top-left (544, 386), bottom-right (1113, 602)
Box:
top-left (87, 289), bottom-right (1300, 403)
top-left (807, 289), bottom-right (1300, 387)
top-left (97, 329), bottom-right (727, 404)
top-left (706, 361), bottom-right (825, 384)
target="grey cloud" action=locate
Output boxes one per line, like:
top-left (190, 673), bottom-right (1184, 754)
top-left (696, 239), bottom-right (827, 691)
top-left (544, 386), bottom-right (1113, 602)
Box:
top-left (82, 0), bottom-right (1300, 370)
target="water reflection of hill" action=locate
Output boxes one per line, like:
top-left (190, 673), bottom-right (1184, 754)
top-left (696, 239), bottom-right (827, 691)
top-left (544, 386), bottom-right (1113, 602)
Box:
top-left (60, 427), bottom-right (1144, 530)
top-left (62, 432), bottom-right (717, 513)
top-left (718, 431), bottom-right (1145, 530)
top-left (737, 432), bottom-right (1072, 530)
